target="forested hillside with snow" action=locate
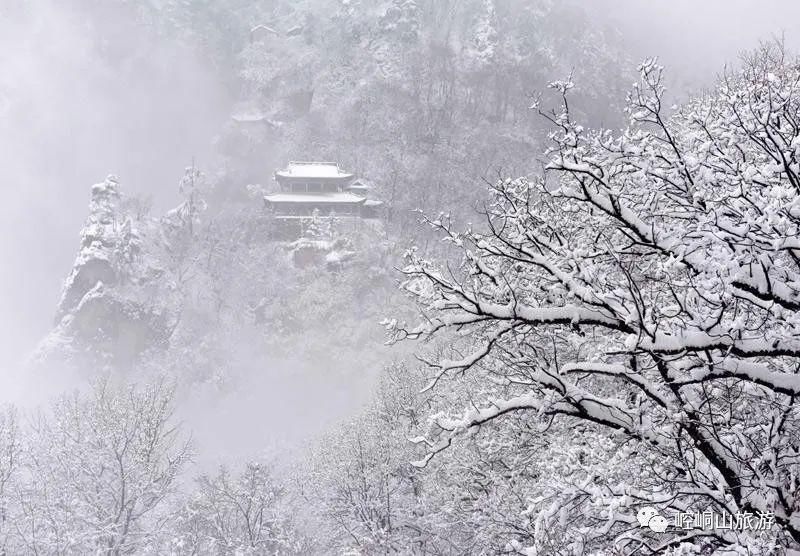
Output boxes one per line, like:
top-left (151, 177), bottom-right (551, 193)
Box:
top-left (3, 0), bottom-right (800, 554)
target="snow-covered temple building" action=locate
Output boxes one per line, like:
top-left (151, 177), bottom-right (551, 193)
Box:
top-left (264, 162), bottom-right (383, 220)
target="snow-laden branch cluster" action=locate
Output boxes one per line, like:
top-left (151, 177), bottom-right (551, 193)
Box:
top-left (393, 44), bottom-right (800, 553)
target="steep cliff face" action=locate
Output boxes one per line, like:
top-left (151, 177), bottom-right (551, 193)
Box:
top-left (40, 176), bottom-right (176, 370)
top-left (217, 0), bottom-right (632, 231)
top-left (55, 177), bottom-right (122, 321)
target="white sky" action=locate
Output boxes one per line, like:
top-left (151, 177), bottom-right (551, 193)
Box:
top-left (591, 0), bottom-right (800, 91)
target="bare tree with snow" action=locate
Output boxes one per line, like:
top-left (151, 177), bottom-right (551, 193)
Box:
top-left (393, 43), bottom-right (800, 553)
top-left (14, 379), bottom-right (191, 554)
top-left (171, 462), bottom-right (304, 555)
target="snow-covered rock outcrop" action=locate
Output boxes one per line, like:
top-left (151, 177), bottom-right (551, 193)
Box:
top-left (39, 176), bottom-right (173, 369)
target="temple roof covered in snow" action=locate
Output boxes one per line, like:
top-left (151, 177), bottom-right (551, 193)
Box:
top-left (275, 161), bottom-right (354, 180)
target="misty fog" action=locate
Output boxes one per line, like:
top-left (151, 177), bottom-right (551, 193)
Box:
top-left (2, 2), bottom-right (796, 369)
top-left (2, 1), bottom-right (800, 554)
top-left (0, 1), bottom-right (229, 372)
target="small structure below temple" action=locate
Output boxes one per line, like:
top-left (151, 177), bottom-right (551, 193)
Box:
top-left (264, 161), bottom-right (383, 221)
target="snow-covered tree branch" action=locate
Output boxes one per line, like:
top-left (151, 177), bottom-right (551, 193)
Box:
top-left (394, 43), bottom-right (800, 553)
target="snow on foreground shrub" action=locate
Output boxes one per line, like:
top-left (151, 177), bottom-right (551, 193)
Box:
top-left (0, 379), bottom-right (191, 554)
top-left (0, 380), bottom-right (306, 555)
top-left (389, 43), bottom-right (800, 553)
top-left (168, 462), bottom-right (305, 555)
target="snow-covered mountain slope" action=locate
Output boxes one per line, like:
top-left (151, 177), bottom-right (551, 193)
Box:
top-left (36, 173), bottom-right (405, 386)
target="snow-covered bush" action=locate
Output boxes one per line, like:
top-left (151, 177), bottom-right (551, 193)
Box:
top-left (12, 379), bottom-right (191, 554)
top-left (169, 462), bottom-right (305, 555)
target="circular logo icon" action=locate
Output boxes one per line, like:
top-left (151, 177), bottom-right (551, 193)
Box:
top-left (636, 507), bottom-right (667, 532)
